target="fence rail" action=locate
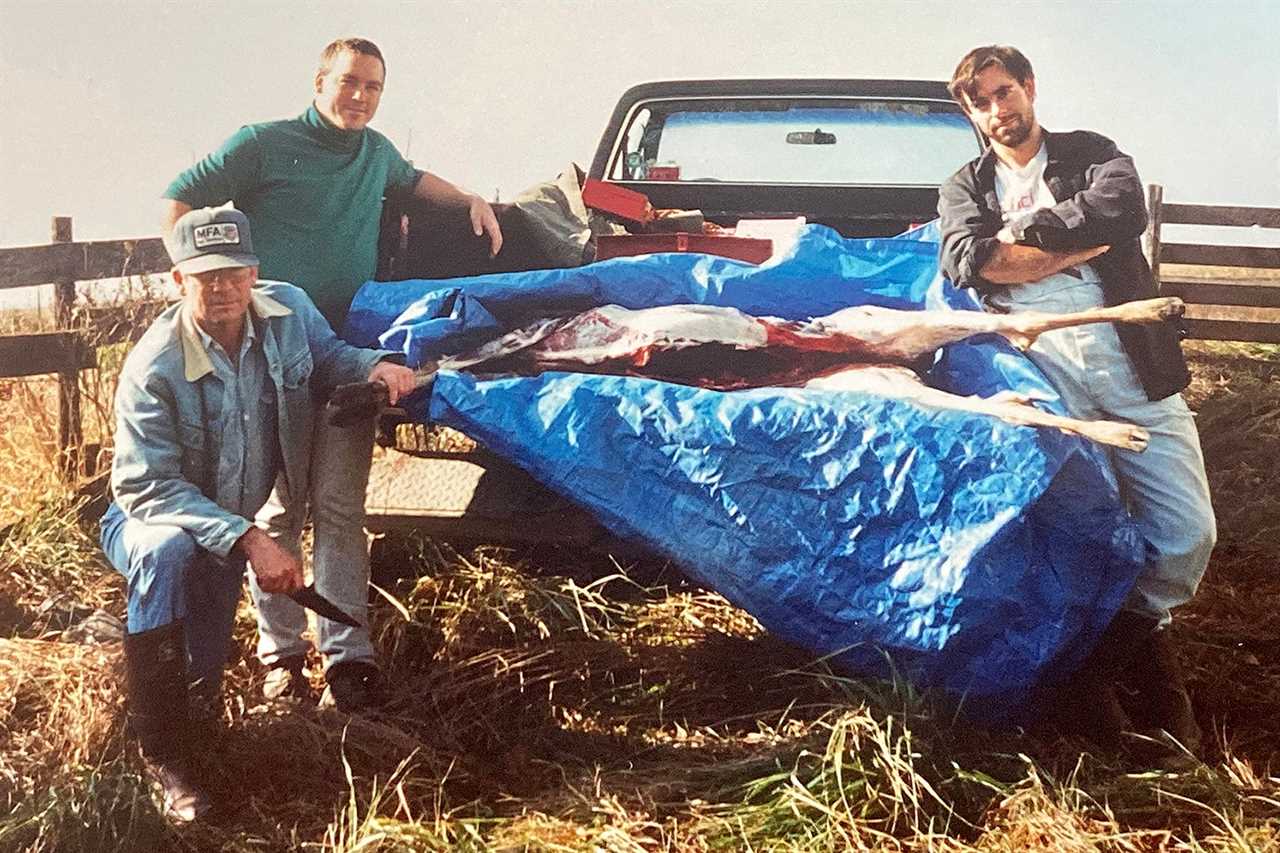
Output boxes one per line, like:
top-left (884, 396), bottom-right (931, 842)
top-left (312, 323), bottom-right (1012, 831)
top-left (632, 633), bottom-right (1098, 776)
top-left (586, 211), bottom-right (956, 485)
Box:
top-left (0, 217), bottom-right (171, 479)
top-left (0, 331), bottom-right (96, 378)
top-left (0, 237), bottom-right (169, 291)
top-left (1145, 185), bottom-right (1280, 344)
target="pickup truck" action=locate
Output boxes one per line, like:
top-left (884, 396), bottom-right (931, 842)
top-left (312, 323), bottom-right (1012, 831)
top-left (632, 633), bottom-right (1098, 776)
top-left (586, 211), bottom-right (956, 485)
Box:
top-left (363, 78), bottom-right (982, 545)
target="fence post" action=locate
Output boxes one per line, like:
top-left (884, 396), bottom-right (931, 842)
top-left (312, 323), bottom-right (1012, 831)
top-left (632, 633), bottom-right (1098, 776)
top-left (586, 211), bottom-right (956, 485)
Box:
top-left (51, 215), bottom-right (82, 481)
top-left (1144, 184), bottom-right (1163, 289)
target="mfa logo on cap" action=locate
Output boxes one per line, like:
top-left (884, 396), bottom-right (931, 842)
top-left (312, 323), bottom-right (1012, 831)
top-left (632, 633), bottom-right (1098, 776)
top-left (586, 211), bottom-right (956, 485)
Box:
top-left (166, 207), bottom-right (259, 273)
top-left (192, 223), bottom-right (241, 249)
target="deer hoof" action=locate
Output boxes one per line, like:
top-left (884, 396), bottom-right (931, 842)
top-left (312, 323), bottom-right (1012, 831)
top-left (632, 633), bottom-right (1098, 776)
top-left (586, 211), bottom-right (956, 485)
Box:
top-left (1127, 427), bottom-right (1151, 452)
top-left (1157, 297), bottom-right (1186, 320)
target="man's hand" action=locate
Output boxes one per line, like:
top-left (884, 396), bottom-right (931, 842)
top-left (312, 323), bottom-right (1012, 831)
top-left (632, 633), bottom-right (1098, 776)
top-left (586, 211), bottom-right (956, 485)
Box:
top-left (412, 172), bottom-right (503, 257)
top-left (238, 527), bottom-right (303, 594)
top-left (367, 360), bottom-right (417, 406)
top-left (468, 194), bottom-right (504, 257)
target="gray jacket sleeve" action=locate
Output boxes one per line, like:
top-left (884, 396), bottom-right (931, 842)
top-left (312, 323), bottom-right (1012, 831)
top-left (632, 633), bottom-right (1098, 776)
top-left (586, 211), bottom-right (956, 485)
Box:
top-left (286, 286), bottom-right (394, 388)
top-left (937, 165), bottom-right (1001, 294)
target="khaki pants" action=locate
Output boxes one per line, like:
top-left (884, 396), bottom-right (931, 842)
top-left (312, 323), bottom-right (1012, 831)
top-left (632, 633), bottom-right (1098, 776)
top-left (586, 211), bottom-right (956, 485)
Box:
top-left (250, 414), bottom-right (377, 671)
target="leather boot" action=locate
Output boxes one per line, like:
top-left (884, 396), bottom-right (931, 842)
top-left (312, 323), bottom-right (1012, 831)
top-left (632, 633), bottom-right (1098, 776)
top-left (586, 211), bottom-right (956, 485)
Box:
top-left (1047, 675), bottom-right (1131, 748)
top-left (123, 622), bottom-right (210, 823)
top-left (1046, 610), bottom-right (1157, 748)
top-left (1121, 625), bottom-right (1202, 759)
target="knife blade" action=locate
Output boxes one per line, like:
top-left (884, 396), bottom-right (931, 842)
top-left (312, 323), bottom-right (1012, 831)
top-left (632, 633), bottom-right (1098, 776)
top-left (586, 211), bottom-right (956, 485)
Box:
top-left (286, 584), bottom-right (361, 628)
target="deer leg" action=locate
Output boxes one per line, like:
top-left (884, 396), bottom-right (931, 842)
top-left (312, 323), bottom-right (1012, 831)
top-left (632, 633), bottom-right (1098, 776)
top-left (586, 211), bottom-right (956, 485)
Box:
top-left (943, 392), bottom-right (1149, 451)
top-left (810, 298), bottom-right (1184, 360)
top-left (806, 366), bottom-right (1149, 452)
top-left (998, 297), bottom-right (1185, 349)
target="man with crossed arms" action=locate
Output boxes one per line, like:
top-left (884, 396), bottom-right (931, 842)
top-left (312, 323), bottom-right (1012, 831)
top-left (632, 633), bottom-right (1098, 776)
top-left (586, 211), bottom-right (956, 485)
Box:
top-left (938, 45), bottom-right (1216, 758)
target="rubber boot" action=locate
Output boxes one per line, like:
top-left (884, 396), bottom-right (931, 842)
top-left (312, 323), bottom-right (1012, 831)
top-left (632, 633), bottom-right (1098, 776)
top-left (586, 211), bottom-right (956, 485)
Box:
top-left (1122, 625), bottom-right (1202, 762)
top-left (1047, 610), bottom-right (1157, 748)
top-left (123, 622), bottom-right (210, 823)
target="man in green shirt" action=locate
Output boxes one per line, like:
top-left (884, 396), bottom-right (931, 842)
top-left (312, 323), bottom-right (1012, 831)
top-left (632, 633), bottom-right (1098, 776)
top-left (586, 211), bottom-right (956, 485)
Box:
top-left (162, 37), bottom-right (502, 711)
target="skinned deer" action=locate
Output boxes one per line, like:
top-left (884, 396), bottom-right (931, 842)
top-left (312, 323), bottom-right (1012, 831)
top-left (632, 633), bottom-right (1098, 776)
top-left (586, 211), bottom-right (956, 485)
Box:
top-left (330, 297), bottom-right (1185, 452)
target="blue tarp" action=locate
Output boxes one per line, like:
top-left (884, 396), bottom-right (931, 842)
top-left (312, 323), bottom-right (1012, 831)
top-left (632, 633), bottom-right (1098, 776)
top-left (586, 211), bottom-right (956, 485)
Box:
top-left (346, 224), bottom-right (1145, 720)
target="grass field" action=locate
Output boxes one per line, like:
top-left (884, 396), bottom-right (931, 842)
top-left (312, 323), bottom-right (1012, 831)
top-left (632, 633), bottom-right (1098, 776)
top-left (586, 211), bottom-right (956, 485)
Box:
top-left (0, 295), bottom-right (1277, 851)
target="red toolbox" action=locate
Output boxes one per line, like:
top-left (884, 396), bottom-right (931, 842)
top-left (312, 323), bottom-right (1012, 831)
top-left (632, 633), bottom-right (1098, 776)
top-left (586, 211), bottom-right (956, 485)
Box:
top-left (581, 178), bottom-right (652, 223)
top-left (595, 233), bottom-right (773, 265)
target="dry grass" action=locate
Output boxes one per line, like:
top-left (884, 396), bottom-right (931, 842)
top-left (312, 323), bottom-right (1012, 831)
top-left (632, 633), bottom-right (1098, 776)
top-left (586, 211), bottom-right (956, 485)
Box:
top-left (0, 296), bottom-right (1278, 851)
top-left (0, 278), bottom-right (167, 526)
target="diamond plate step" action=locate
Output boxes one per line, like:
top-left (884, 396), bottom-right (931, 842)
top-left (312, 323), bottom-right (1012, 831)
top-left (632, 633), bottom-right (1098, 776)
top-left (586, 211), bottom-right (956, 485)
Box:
top-left (364, 448), bottom-right (608, 544)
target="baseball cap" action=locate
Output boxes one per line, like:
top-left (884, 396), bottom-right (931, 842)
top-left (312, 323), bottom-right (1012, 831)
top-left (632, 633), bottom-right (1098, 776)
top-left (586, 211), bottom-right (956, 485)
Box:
top-left (165, 207), bottom-right (260, 274)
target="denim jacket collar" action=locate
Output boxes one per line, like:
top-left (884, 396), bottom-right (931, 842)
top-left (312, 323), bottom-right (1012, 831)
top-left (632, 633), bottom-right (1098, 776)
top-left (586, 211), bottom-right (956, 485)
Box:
top-left (181, 291), bottom-right (293, 382)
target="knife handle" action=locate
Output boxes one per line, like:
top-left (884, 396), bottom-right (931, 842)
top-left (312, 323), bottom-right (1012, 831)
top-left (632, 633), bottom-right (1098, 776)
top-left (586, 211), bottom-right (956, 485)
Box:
top-left (327, 365), bottom-right (437, 428)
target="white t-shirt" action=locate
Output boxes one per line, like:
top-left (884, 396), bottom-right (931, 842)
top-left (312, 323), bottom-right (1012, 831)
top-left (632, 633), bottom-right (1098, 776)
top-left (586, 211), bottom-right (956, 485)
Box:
top-left (993, 143), bottom-right (1101, 303)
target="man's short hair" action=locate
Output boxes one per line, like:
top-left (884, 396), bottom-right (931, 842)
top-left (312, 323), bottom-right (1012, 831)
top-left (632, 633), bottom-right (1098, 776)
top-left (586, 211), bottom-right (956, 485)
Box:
top-left (948, 45), bottom-right (1034, 105)
top-left (318, 37), bottom-right (386, 78)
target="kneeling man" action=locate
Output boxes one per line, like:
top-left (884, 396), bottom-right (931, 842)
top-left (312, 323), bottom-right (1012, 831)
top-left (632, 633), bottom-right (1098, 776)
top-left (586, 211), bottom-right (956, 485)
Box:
top-left (100, 207), bottom-right (413, 821)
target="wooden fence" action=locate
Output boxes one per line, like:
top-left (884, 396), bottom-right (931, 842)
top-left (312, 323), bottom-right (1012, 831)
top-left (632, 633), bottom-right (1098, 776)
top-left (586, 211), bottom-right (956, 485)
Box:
top-left (1145, 185), bottom-right (1280, 344)
top-left (2, 190), bottom-right (1279, 481)
top-left (0, 217), bottom-right (171, 479)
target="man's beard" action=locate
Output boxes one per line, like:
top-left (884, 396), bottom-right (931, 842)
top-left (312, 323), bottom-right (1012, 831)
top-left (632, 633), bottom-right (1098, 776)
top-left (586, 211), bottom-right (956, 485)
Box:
top-left (991, 115), bottom-right (1033, 147)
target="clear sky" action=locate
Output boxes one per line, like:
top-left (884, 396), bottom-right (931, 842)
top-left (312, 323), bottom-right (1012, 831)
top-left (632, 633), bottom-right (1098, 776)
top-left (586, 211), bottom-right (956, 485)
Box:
top-left (2, 0), bottom-right (1278, 248)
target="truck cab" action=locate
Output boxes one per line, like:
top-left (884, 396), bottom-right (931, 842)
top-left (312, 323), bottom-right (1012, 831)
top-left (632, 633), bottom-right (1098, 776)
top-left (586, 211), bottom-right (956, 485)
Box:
top-left (591, 79), bottom-right (976, 236)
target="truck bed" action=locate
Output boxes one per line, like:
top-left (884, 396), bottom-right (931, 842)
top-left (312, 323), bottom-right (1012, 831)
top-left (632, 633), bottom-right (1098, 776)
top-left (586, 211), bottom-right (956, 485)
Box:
top-left (364, 77), bottom-right (977, 547)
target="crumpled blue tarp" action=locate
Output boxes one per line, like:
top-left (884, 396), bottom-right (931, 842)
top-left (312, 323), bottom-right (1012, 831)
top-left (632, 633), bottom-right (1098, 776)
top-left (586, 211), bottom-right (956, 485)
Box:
top-left (345, 224), bottom-right (1145, 720)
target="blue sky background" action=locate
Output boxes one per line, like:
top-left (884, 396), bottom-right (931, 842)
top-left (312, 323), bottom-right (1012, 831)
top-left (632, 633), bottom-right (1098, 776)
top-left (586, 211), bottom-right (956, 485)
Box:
top-left (2, 0), bottom-right (1277, 250)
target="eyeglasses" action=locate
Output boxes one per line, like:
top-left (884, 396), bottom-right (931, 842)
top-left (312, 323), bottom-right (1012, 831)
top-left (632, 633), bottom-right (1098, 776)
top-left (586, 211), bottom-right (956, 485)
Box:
top-left (187, 267), bottom-right (254, 289)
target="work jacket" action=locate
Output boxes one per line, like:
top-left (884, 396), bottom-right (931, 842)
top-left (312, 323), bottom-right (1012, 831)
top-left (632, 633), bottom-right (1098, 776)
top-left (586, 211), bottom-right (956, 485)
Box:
top-left (937, 128), bottom-right (1190, 401)
top-left (110, 281), bottom-right (391, 557)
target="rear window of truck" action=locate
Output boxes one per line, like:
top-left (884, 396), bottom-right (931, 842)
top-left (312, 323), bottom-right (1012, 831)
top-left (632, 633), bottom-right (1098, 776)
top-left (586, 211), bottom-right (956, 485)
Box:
top-left (608, 97), bottom-right (977, 186)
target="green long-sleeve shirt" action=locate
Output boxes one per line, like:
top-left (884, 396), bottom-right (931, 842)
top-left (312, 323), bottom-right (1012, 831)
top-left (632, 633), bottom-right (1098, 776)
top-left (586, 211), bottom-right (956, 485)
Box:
top-left (165, 104), bottom-right (420, 330)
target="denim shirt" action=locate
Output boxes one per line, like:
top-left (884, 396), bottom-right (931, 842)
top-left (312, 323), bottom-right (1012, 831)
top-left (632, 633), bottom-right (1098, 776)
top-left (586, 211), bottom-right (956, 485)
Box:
top-left (189, 309), bottom-right (279, 520)
top-left (110, 280), bottom-right (392, 557)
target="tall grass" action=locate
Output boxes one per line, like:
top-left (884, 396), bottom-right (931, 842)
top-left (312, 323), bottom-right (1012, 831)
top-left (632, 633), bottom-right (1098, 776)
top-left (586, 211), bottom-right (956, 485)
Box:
top-left (0, 290), bottom-right (1277, 851)
top-left (0, 275), bottom-right (168, 518)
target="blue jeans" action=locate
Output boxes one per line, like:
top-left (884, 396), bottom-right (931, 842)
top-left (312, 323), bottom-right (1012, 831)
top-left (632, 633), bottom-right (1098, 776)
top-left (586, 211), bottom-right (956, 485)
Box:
top-left (250, 414), bottom-right (376, 671)
top-left (100, 501), bottom-right (245, 694)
